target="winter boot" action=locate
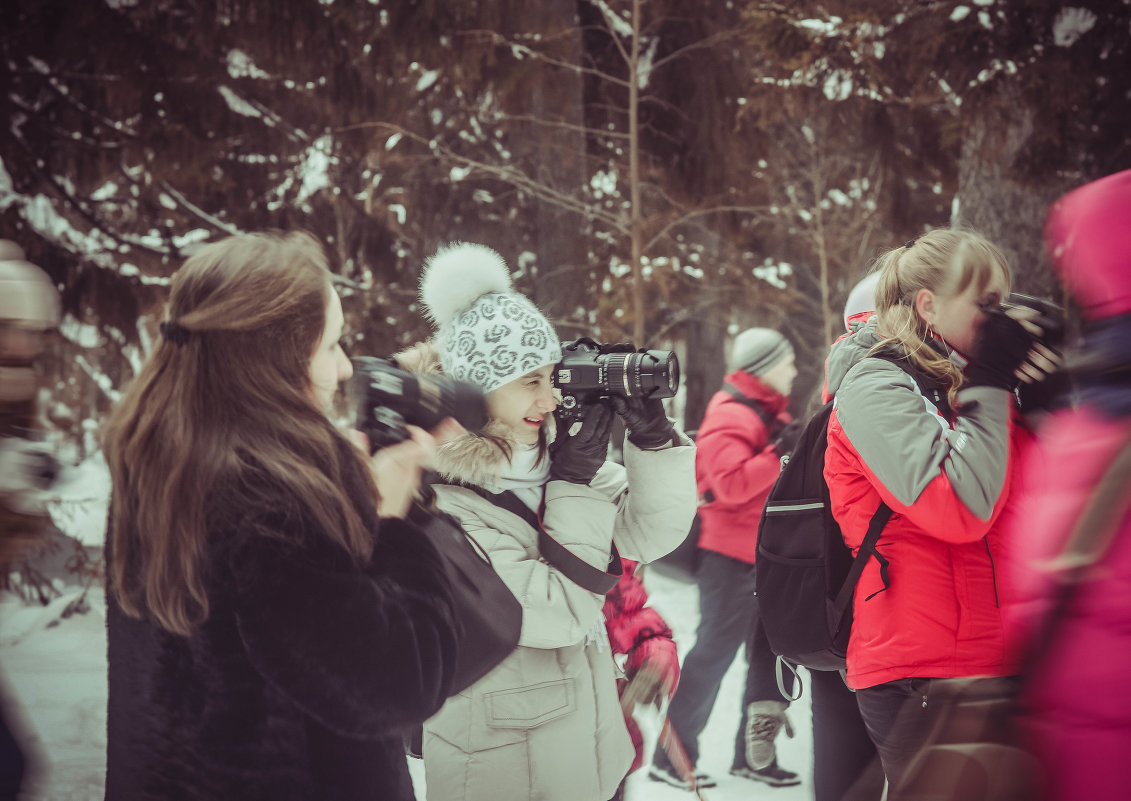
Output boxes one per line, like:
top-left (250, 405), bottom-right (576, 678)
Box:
top-left (744, 700), bottom-right (794, 771)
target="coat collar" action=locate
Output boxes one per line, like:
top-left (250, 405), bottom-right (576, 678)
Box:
top-left (722, 369), bottom-right (789, 415)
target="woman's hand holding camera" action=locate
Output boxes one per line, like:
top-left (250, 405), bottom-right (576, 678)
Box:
top-left (966, 307), bottom-right (1046, 391)
top-left (967, 300), bottom-right (1066, 405)
top-left (550, 403), bottom-right (613, 484)
top-left (610, 395), bottom-right (676, 450)
top-left (352, 419), bottom-right (464, 519)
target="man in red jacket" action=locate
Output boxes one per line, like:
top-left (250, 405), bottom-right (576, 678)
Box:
top-left (649, 328), bottom-right (802, 790)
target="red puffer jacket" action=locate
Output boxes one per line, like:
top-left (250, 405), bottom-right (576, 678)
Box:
top-left (823, 319), bottom-right (1033, 689)
top-left (695, 370), bottom-right (791, 564)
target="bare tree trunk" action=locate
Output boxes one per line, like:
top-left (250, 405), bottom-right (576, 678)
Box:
top-left (628, 0), bottom-right (645, 346)
top-left (508, 0), bottom-right (592, 327)
top-left (956, 87), bottom-right (1071, 299)
top-left (682, 313), bottom-right (727, 434)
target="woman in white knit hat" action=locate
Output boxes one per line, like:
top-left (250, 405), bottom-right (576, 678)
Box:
top-left (400, 243), bottom-right (697, 801)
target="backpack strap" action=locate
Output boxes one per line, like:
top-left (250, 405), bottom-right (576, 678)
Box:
top-left (721, 382), bottom-right (785, 435)
top-left (702, 383), bottom-right (786, 505)
top-left (831, 501), bottom-right (894, 638)
top-left (433, 478), bottom-right (624, 595)
top-left (824, 351), bottom-right (930, 620)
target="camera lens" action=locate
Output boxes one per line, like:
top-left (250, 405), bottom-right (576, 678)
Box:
top-left (604, 350), bottom-right (679, 399)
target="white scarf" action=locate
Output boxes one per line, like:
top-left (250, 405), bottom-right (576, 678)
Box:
top-left (483, 442), bottom-right (550, 513)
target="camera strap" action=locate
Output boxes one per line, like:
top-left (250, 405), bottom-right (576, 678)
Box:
top-left (721, 382), bottom-right (782, 435)
top-left (433, 479), bottom-right (624, 595)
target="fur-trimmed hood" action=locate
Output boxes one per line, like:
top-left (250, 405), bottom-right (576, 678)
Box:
top-left (393, 341), bottom-right (554, 488)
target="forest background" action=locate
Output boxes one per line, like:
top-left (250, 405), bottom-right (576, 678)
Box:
top-left (2, 0), bottom-right (1129, 456)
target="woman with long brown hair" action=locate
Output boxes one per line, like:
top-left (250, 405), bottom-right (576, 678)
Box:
top-left (102, 231), bottom-right (460, 801)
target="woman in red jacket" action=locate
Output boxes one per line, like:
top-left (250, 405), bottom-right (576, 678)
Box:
top-left (822, 229), bottom-right (1051, 792)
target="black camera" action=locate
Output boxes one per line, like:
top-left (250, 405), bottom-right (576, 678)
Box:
top-left (350, 357), bottom-right (488, 453)
top-left (554, 338), bottom-right (680, 423)
top-left (987, 293), bottom-right (1066, 350)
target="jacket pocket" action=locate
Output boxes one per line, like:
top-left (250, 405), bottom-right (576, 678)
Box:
top-left (484, 678), bottom-right (576, 729)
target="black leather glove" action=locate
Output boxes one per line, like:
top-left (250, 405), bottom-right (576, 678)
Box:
top-left (610, 395), bottom-right (676, 450)
top-left (964, 310), bottom-right (1039, 391)
top-left (1016, 343), bottom-right (1069, 414)
top-left (550, 402), bottom-right (614, 484)
top-left (771, 419), bottom-right (802, 456)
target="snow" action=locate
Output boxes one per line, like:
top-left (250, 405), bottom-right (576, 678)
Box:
top-left (415, 70), bottom-right (440, 92)
top-left (1052, 8), bottom-right (1097, 47)
top-left (0, 538), bottom-right (817, 799)
top-left (226, 49), bottom-right (270, 80)
top-left (47, 454), bottom-right (112, 547)
top-left (217, 85), bottom-right (262, 118)
top-left (822, 70), bottom-right (853, 102)
top-left (591, 0), bottom-right (635, 39)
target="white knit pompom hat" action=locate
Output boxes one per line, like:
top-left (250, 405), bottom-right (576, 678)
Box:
top-left (419, 243), bottom-right (561, 392)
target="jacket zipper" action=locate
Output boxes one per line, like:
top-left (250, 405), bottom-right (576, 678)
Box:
top-left (984, 537), bottom-right (1000, 607)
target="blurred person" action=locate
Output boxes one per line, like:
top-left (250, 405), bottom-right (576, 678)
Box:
top-left (1007, 168), bottom-right (1131, 801)
top-left (0, 239), bottom-right (60, 568)
top-left (602, 558), bottom-right (680, 801)
top-left (823, 228), bottom-right (1052, 792)
top-left (649, 327), bottom-right (803, 791)
top-left (102, 232), bottom-right (463, 801)
top-left (0, 239), bottom-right (58, 801)
top-left (402, 242), bottom-right (696, 801)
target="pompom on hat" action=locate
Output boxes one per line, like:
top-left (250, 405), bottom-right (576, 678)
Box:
top-left (419, 243), bottom-right (561, 392)
top-left (731, 327), bottom-right (794, 376)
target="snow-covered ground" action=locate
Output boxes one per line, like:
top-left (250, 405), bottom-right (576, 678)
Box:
top-left (1, 456), bottom-right (816, 800)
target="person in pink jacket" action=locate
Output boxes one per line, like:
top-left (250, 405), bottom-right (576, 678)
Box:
top-left (1007, 168), bottom-right (1131, 801)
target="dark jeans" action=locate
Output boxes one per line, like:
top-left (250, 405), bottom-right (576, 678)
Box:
top-left (653, 550), bottom-right (794, 771)
top-left (810, 669), bottom-right (884, 801)
top-left (854, 677), bottom-right (935, 792)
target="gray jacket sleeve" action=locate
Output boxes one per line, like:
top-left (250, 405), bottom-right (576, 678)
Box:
top-left (835, 359), bottom-right (1011, 522)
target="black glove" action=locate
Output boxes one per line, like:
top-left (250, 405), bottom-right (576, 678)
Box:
top-left (964, 310), bottom-right (1039, 391)
top-left (1016, 343), bottom-right (1069, 414)
top-left (771, 419), bottom-right (802, 456)
top-left (550, 402), bottom-right (614, 484)
top-left (610, 395), bottom-right (676, 450)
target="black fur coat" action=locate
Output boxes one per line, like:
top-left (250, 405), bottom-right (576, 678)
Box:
top-left (105, 443), bottom-right (459, 801)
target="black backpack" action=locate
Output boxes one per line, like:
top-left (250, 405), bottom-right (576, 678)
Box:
top-left (755, 354), bottom-right (945, 672)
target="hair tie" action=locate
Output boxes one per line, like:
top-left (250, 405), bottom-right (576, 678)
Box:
top-left (904, 239), bottom-right (916, 249)
top-left (160, 320), bottom-right (190, 347)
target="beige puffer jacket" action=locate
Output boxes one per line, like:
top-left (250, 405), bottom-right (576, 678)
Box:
top-left (403, 344), bottom-right (696, 801)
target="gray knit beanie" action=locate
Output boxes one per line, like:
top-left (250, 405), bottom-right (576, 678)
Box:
top-left (418, 243), bottom-right (561, 392)
top-left (731, 328), bottom-right (794, 375)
